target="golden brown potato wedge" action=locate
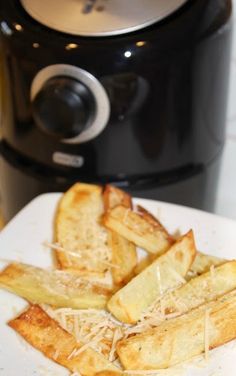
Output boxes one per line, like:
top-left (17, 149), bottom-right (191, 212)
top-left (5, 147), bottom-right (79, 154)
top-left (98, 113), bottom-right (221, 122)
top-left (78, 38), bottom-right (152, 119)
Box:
top-left (107, 231), bottom-right (196, 324)
top-left (103, 185), bottom-right (137, 286)
top-left (107, 232), bottom-right (137, 286)
top-left (0, 262), bottom-right (111, 309)
top-left (153, 260), bottom-right (236, 317)
top-left (134, 247), bottom-right (226, 280)
top-left (9, 305), bottom-right (119, 375)
top-left (103, 185), bottom-right (132, 212)
top-left (187, 251), bottom-right (226, 279)
top-left (117, 290), bottom-right (236, 370)
top-left (55, 182), bottom-right (111, 273)
top-left (136, 205), bottom-right (172, 238)
top-left (135, 249), bottom-right (225, 279)
top-left (103, 205), bottom-right (174, 255)
top-left (133, 205), bottom-right (174, 276)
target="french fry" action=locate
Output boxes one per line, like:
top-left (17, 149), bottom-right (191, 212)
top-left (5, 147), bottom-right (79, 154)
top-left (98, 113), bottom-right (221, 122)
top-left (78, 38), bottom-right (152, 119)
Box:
top-left (55, 182), bottom-right (110, 273)
top-left (187, 251), bottom-right (226, 278)
top-left (0, 262), bottom-right (111, 309)
top-left (134, 248), bottom-right (226, 280)
top-left (152, 260), bottom-right (236, 317)
top-left (104, 185), bottom-right (137, 286)
top-left (107, 231), bottom-right (196, 324)
top-left (4, 181), bottom-right (233, 375)
top-left (116, 290), bottom-right (236, 370)
top-left (136, 205), bottom-right (172, 238)
top-left (107, 232), bottom-right (137, 286)
top-left (103, 205), bottom-right (174, 255)
top-left (103, 185), bottom-right (132, 212)
top-left (9, 305), bottom-right (119, 376)
top-left (133, 206), bottom-right (174, 275)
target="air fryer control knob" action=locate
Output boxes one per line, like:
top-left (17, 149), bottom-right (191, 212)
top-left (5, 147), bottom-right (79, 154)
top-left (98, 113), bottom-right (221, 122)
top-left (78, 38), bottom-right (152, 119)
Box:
top-left (32, 77), bottom-right (96, 139)
top-left (31, 65), bottom-right (110, 144)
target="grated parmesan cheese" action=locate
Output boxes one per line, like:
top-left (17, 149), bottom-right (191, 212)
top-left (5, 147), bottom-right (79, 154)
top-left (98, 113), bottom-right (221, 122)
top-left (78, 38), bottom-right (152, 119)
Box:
top-left (167, 265), bottom-right (186, 284)
top-left (55, 196), bottom-right (113, 272)
top-left (44, 306), bottom-right (127, 362)
top-left (45, 240), bottom-right (116, 270)
top-left (109, 328), bottom-right (123, 362)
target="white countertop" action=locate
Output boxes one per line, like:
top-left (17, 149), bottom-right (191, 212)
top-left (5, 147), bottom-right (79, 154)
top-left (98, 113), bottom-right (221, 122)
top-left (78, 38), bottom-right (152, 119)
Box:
top-left (215, 5), bottom-right (236, 219)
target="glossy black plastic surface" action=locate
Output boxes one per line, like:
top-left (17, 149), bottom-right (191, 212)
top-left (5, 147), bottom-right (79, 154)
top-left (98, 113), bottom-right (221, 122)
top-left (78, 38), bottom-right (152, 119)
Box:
top-left (32, 77), bottom-right (96, 139)
top-left (0, 0), bottom-right (232, 176)
top-left (0, 0), bottom-right (232, 218)
top-left (0, 144), bottom-right (222, 221)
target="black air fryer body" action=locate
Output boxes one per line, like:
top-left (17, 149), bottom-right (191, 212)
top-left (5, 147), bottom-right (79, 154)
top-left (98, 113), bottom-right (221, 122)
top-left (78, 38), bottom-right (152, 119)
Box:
top-left (0, 0), bottom-right (232, 220)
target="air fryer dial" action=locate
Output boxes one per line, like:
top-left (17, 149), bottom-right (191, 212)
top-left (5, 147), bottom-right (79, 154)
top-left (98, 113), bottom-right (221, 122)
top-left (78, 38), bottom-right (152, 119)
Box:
top-left (30, 64), bottom-right (110, 144)
top-left (32, 77), bottom-right (96, 139)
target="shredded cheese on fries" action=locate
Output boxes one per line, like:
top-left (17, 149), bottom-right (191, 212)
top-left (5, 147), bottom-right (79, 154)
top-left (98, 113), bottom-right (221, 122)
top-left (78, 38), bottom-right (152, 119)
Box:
top-left (43, 306), bottom-right (127, 362)
top-left (4, 183), bottom-right (234, 376)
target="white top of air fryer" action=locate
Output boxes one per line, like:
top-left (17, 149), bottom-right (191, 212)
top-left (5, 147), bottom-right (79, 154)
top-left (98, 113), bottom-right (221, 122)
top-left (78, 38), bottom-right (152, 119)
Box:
top-left (20, 0), bottom-right (188, 37)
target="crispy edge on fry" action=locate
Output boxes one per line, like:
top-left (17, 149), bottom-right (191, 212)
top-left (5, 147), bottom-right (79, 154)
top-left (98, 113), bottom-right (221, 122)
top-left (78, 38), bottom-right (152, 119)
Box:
top-left (104, 185), bottom-right (137, 286)
top-left (54, 182), bottom-right (111, 274)
top-left (117, 290), bottom-right (236, 370)
top-left (155, 260), bottom-right (236, 316)
top-left (8, 305), bottom-right (119, 376)
top-left (103, 185), bottom-right (132, 212)
top-left (0, 262), bottom-right (110, 309)
top-left (107, 230), bottom-right (196, 324)
top-left (103, 205), bottom-right (174, 255)
top-left (136, 205), bottom-right (173, 241)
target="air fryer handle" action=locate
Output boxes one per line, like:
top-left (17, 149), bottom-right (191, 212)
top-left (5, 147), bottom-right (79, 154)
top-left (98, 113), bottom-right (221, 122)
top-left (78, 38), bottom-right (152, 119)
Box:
top-left (32, 76), bottom-right (96, 139)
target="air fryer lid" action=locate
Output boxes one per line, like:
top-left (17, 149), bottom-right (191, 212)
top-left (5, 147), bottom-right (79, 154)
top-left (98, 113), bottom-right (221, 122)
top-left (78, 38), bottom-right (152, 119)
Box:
top-left (20, 0), bottom-right (188, 37)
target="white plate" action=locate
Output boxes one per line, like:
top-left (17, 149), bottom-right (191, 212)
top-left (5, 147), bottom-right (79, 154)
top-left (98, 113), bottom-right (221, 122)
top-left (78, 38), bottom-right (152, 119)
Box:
top-left (0, 193), bottom-right (236, 376)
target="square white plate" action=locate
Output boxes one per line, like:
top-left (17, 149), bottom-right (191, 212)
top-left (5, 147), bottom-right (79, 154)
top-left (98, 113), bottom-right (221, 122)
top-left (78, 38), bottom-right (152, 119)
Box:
top-left (1, 193), bottom-right (236, 376)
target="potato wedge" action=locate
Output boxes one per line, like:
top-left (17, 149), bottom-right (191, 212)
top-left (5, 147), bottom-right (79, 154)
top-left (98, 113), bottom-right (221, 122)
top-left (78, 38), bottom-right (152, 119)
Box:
top-left (133, 206), bottom-right (174, 275)
top-left (136, 205), bottom-right (172, 237)
top-left (107, 231), bottom-right (196, 323)
top-left (135, 250), bottom-right (226, 279)
top-left (9, 305), bottom-right (119, 375)
top-left (55, 182), bottom-right (111, 273)
top-left (103, 185), bottom-right (132, 212)
top-left (187, 251), bottom-right (226, 278)
top-left (103, 205), bottom-right (174, 255)
top-left (0, 262), bottom-right (111, 309)
top-left (153, 260), bottom-right (236, 317)
top-left (104, 185), bottom-right (137, 285)
top-left (107, 232), bottom-right (137, 286)
top-left (117, 290), bottom-right (236, 370)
